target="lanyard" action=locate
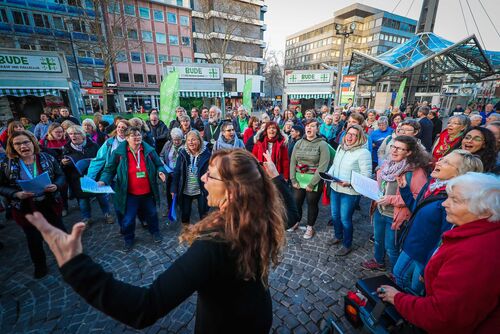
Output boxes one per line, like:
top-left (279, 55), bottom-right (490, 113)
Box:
top-left (210, 124), bottom-right (220, 137)
top-left (130, 147), bottom-right (142, 170)
top-left (20, 158), bottom-right (38, 179)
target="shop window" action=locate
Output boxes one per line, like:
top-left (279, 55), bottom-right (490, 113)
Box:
top-left (147, 74), bottom-right (157, 84)
top-left (130, 52), bottom-right (141, 62)
top-left (224, 78), bottom-right (237, 92)
top-left (116, 52), bottom-right (127, 62)
top-left (154, 10), bottom-right (164, 21)
top-left (119, 73), bottom-right (130, 82)
top-left (181, 36), bottom-right (190, 46)
top-left (52, 16), bottom-right (66, 30)
top-left (156, 32), bottom-right (166, 44)
top-left (124, 4), bottom-right (135, 16)
top-left (33, 13), bottom-right (51, 28)
top-left (142, 30), bottom-right (153, 42)
top-left (139, 7), bottom-right (150, 19)
top-left (145, 53), bottom-right (155, 64)
top-left (167, 13), bottom-right (177, 24)
top-left (12, 10), bottom-right (30, 25)
top-left (158, 54), bottom-right (168, 63)
top-left (128, 29), bottom-right (138, 40)
top-left (169, 35), bottom-right (179, 45)
top-left (180, 15), bottom-right (189, 26)
top-left (171, 56), bottom-right (180, 63)
top-left (134, 74), bottom-right (144, 83)
top-left (19, 42), bottom-right (36, 50)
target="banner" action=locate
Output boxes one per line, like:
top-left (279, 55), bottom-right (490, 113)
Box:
top-left (394, 78), bottom-right (407, 108)
top-left (159, 70), bottom-right (180, 126)
top-left (339, 75), bottom-right (357, 106)
top-left (243, 78), bottom-right (252, 112)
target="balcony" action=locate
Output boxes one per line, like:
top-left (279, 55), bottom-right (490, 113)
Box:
top-left (260, 24), bottom-right (267, 31)
top-left (261, 5), bottom-right (268, 12)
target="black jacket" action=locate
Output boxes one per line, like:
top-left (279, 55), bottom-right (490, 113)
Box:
top-left (147, 120), bottom-right (170, 154)
top-left (172, 147), bottom-right (210, 207)
top-left (55, 115), bottom-right (81, 125)
top-left (417, 117), bottom-right (434, 152)
top-left (62, 140), bottom-right (99, 198)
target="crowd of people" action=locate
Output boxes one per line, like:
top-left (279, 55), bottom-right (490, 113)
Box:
top-left (0, 100), bottom-right (499, 333)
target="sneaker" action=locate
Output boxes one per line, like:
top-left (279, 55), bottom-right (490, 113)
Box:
top-left (123, 241), bottom-right (134, 253)
top-left (153, 233), bottom-right (163, 243)
top-left (361, 259), bottom-right (386, 271)
top-left (61, 209), bottom-right (68, 217)
top-left (104, 214), bottom-right (114, 224)
top-left (303, 226), bottom-right (315, 239)
top-left (286, 223), bottom-right (299, 232)
top-left (326, 238), bottom-right (342, 247)
top-left (33, 265), bottom-right (48, 279)
top-left (335, 247), bottom-right (352, 257)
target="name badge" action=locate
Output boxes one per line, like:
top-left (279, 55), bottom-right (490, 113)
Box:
top-left (136, 171), bottom-right (146, 178)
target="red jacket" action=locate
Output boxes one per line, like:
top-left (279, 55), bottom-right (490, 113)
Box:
top-left (252, 138), bottom-right (289, 180)
top-left (394, 218), bottom-right (500, 334)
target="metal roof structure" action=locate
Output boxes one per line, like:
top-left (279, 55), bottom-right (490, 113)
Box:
top-left (348, 32), bottom-right (498, 84)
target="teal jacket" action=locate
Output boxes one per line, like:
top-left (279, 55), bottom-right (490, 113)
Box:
top-left (100, 141), bottom-right (166, 215)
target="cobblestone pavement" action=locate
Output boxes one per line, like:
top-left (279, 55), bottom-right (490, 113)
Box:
top-left (0, 197), bottom-right (382, 333)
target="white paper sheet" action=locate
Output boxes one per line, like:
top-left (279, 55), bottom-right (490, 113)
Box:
top-left (350, 171), bottom-right (381, 201)
top-left (80, 176), bottom-right (115, 194)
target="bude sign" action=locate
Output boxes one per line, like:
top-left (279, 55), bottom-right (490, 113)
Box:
top-left (287, 72), bottom-right (330, 84)
top-left (166, 65), bottom-right (220, 80)
top-left (0, 53), bottom-right (62, 73)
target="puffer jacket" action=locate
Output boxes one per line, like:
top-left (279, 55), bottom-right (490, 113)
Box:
top-left (327, 146), bottom-right (372, 196)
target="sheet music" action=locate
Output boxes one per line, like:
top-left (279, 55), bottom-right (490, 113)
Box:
top-left (350, 171), bottom-right (381, 201)
top-left (80, 176), bottom-right (115, 194)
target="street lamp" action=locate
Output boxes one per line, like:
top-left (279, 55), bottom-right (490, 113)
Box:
top-left (334, 22), bottom-right (356, 106)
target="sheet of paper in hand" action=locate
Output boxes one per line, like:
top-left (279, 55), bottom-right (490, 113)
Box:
top-left (350, 171), bottom-right (382, 201)
top-left (17, 172), bottom-right (51, 196)
top-left (66, 156), bottom-right (92, 175)
top-left (80, 176), bottom-right (115, 194)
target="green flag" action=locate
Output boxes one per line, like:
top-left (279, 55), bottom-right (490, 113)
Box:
top-left (243, 78), bottom-right (252, 112)
top-left (394, 78), bottom-right (407, 108)
top-left (159, 70), bottom-right (180, 126)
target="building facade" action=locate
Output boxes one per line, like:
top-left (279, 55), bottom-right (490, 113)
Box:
top-left (191, 0), bottom-right (266, 109)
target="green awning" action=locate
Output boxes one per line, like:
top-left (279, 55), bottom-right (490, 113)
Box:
top-left (287, 93), bottom-right (334, 99)
top-left (179, 91), bottom-right (230, 98)
top-left (0, 88), bottom-right (61, 97)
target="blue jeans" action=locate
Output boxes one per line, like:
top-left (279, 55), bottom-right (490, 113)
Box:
top-left (393, 250), bottom-right (425, 295)
top-left (78, 194), bottom-right (111, 219)
top-left (118, 193), bottom-right (159, 243)
top-left (330, 190), bottom-right (359, 248)
top-left (373, 210), bottom-right (400, 268)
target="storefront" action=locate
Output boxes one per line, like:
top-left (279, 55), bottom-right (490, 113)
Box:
top-left (283, 70), bottom-right (335, 111)
top-left (164, 63), bottom-right (228, 114)
top-left (0, 48), bottom-right (79, 122)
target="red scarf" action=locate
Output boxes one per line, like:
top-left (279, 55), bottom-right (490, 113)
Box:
top-left (423, 179), bottom-right (447, 199)
top-left (432, 130), bottom-right (463, 160)
top-left (262, 135), bottom-right (281, 163)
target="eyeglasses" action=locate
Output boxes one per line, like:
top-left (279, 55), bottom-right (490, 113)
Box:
top-left (463, 135), bottom-right (484, 142)
top-left (390, 145), bottom-right (408, 152)
top-left (13, 140), bottom-right (32, 147)
top-left (67, 132), bottom-right (83, 136)
top-left (225, 129), bottom-right (235, 132)
top-left (345, 132), bottom-right (357, 138)
top-left (398, 128), bottom-right (415, 134)
top-left (206, 171), bottom-right (223, 182)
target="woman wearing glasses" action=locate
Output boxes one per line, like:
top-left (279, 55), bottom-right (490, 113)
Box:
top-left (377, 119), bottom-right (423, 167)
top-left (460, 126), bottom-right (497, 172)
top-left (362, 136), bottom-right (430, 271)
top-left (172, 130), bottom-right (211, 225)
top-left (213, 121), bottom-right (244, 152)
top-left (432, 115), bottom-right (469, 161)
top-left (0, 130), bottom-right (66, 278)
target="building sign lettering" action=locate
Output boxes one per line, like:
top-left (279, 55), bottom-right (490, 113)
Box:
top-left (287, 72), bottom-right (330, 84)
top-left (166, 65), bottom-right (220, 80)
top-left (0, 54), bottom-right (62, 73)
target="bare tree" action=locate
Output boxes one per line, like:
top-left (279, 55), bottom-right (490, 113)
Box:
top-left (194, 0), bottom-right (258, 71)
top-left (263, 49), bottom-right (284, 98)
top-left (75, 0), bottom-right (142, 113)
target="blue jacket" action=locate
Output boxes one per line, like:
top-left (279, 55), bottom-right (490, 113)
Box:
top-left (86, 137), bottom-right (119, 180)
top-left (400, 180), bottom-right (451, 265)
top-left (370, 128), bottom-right (393, 163)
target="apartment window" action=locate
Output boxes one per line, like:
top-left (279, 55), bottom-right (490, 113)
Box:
top-left (181, 36), bottom-right (190, 46)
top-left (142, 30), bottom-right (153, 42)
top-left (116, 52), bottom-right (127, 62)
top-left (128, 29), bottom-right (138, 39)
top-left (153, 10), bottom-right (164, 21)
top-left (171, 56), bottom-right (180, 62)
top-left (139, 7), bottom-right (150, 19)
top-left (176, 0), bottom-right (183, 6)
top-left (68, 0), bottom-right (82, 7)
top-left (156, 32), bottom-right (166, 44)
top-left (169, 35), bottom-right (179, 45)
top-left (124, 4), bottom-right (135, 16)
top-left (0, 8), bottom-right (7, 23)
top-left (52, 16), bottom-right (65, 30)
top-left (180, 15), bottom-right (189, 26)
top-left (33, 13), bottom-right (51, 28)
top-left (147, 74), bottom-right (157, 84)
top-left (183, 57), bottom-right (192, 63)
top-left (107, 3), bottom-right (120, 14)
top-left (130, 52), bottom-right (141, 62)
top-left (40, 44), bottom-right (56, 51)
top-left (158, 54), bottom-right (168, 63)
top-left (145, 53), bottom-right (155, 64)
top-left (12, 10), bottom-right (30, 25)
top-left (224, 78), bottom-right (237, 92)
top-left (113, 27), bottom-right (123, 37)
top-left (133, 74), bottom-right (144, 83)
top-left (70, 19), bottom-right (86, 33)
top-left (78, 50), bottom-right (92, 57)
top-left (167, 13), bottom-right (177, 24)
top-left (119, 73), bottom-right (130, 82)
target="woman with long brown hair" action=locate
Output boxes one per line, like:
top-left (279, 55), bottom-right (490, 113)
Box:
top-left (26, 149), bottom-right (286, 333)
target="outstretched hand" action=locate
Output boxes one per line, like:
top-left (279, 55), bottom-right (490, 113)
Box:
top-left (25, 212), bottom-right (86, 267)
top-left (262, 152), bottom-right (279, 178)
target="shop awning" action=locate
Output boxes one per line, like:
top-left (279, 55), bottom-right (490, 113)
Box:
top-left (0, 88), bottom-right (61, 97)
top-left (179, 91), bottom-right (230, 98)
top-left (287, 93), bottom-right (334, 99)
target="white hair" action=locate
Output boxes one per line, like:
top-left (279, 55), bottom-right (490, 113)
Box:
top-left (170, 127), bottom-right (183, 139)
top-left (470, 114), bottom-right (482, 121)
top-left (82, 118), bottom-right (97, 131)
top-left (209, 105), bottom-right (221, 117)
top-left (446, 172), bottom-right (500, 222)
